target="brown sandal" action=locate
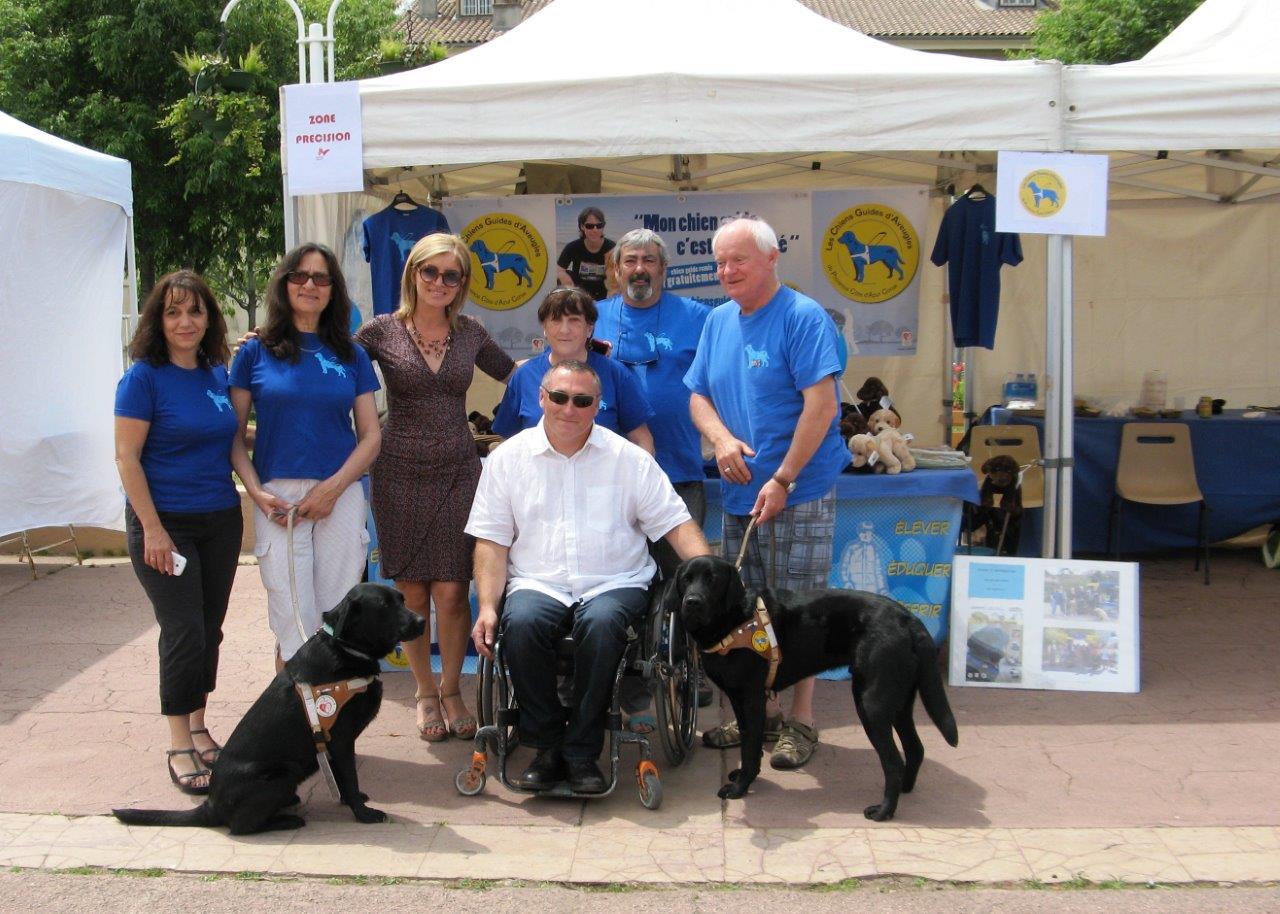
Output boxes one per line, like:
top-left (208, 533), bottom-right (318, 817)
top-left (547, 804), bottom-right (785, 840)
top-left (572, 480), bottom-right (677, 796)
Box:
top-left (166, 748), bottom-right (211, 796)
top-left (441, 691), bottom-right (477, 740)
top-left (190, 727), bottom-right (221, 766)
top-left (415, 691), bottom-right (447, 742)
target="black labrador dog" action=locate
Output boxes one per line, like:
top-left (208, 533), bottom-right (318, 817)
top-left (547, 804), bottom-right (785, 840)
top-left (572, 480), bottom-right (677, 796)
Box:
top-left (113, 583), bottom-right (425, 835)
top-left (671, 555), bottom-right (958, 821)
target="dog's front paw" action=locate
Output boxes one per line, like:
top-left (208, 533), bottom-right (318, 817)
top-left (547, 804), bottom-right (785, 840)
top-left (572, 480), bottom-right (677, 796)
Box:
top-left (351, 804), bottom-right (387, 824)
top-left (863, 802), bottom-right (895, 822)
top-left (717, 770), bottom-right (750, 800)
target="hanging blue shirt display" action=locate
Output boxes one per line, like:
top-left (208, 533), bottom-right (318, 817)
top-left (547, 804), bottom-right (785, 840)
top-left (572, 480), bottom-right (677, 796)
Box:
top-left (361, 204), bottom-right (450, 315)
top-left (492, 349), bottom-right (653, 440)
top-left (930, 193), bottom-right (1023, 350)
top-left (229, 333), bottom-right (379, 483)
top-left (684, 286), bottom-right (850, 516)
top-left (594, 291), bottom-right (710, 484)
top-left (114, 361), bottom-right (240, 513)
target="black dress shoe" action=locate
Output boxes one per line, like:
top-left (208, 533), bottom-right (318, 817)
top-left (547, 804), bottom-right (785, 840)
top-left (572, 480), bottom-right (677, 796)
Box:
top-left (518, 748), bottom-right (566, 790)
top-left (565, 757), bottom-right (607, 794)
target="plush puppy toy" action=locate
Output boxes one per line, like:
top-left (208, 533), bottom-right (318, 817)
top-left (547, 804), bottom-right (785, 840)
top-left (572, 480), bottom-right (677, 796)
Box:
top-left (867, 408), bottom-right (916, 474)
top-left (848, 433), bottom-right (882, 472)
top-left (973, 454), bottom-right (1023, 553)
top-left (856, 377), bottom-right (890, 422)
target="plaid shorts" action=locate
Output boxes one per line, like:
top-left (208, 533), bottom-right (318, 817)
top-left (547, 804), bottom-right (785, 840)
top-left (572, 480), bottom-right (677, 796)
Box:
top-left (722, 489), bottom-right (836, 592)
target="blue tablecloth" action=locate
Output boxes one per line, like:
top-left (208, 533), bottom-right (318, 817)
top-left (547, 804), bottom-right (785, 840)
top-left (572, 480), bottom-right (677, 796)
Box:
top-left (704, 468), bottom-right (979, 643)
top-left (999, 410), bottom-right (1280, 554)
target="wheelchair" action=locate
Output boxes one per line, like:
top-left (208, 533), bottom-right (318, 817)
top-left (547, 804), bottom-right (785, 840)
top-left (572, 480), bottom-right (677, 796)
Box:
top-left (455, 580), bottom-right (700, 809)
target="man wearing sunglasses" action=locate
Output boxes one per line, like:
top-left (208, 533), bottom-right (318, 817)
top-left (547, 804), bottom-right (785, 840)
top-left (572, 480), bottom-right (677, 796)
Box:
top-left (685, 217), bottom-right (850, 772)
top-left (466, 361), bottom-right (710, 794)
top-left (555, 206), bottom-right (615, 301)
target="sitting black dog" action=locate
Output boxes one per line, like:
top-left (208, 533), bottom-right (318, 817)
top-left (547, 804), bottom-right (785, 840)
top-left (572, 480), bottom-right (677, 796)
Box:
top-left (970, 454), bottom-right (1023, 554)
top-left (113, 583), bottom-right (425, 835)
top-left (670, 556), bottom-right (958, 821)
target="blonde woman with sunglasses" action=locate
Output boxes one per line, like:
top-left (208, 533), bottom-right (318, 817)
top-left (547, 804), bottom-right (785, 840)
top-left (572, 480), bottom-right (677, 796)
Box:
top-left (354, 233), bottom-right (515, 743)
top-left (230, 244), bottom-right (382, 669)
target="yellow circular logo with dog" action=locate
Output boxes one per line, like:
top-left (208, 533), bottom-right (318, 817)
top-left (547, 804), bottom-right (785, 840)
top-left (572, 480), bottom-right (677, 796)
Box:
top-left (461, 213), bottom-right (548, 311)
top-left (821, 205), bottom-right (919, 304)
top-left (1019, 169), bottom-right (1067, 217)
top-left (751, 630), bottom-right (771, 653)
top-left (382, 643), bottom-right (410, 670)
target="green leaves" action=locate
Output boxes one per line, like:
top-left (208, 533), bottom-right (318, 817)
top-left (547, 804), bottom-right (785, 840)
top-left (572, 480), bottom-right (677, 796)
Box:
top-left (1024, 0), bottom-right (1205, 64)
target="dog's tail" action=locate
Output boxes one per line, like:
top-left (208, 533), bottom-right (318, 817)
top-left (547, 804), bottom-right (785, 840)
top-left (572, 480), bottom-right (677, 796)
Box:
top-left (912, 625), bottom-right (959, 747)
top-left (112, 803), bottom-right (215, 828)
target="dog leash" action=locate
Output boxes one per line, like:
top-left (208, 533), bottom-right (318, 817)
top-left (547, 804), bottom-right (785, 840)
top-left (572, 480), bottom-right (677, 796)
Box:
top-left (733, 514), bottom-right (760, 572)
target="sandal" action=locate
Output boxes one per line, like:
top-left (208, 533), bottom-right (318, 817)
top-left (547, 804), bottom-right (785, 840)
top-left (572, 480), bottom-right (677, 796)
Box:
top-left (625, 713), bottom-right (656, 735)
top-left (701, 711), bottom-right (785, 749)
top-left (769, 720), bottom-right (819, 770)
top-left (166, 748), bottom-right (211, 796)
top-left (190, 727), bottom-right (222, 766)
top-left (441, 691), bottom-right (477, 740)
top-left (415, 691), bottom-right (448, 742)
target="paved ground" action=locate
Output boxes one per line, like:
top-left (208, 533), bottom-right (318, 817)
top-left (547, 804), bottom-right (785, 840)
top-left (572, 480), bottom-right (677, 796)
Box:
top-left (0, 551), bottom-right (1277, 889)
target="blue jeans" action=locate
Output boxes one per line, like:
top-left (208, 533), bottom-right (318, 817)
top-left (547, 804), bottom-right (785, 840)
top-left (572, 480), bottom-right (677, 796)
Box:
top-left (500, 587), bottom-right (648, 761)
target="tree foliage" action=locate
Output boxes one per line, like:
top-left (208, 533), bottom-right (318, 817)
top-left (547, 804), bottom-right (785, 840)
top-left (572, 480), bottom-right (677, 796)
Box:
top-left (1025, 0), bottom-right (1205, 64)
top-left (0, 0), bottom-right (443, 319)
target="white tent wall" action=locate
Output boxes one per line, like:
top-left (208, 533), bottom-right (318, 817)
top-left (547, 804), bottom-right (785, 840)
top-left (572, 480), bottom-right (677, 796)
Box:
top-left (0, 180), bottom-right (128, 536)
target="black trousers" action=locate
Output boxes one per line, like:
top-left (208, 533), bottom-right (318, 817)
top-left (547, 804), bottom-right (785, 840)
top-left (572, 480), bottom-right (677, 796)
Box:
top-left (126, 504), bottom-right (243, 717)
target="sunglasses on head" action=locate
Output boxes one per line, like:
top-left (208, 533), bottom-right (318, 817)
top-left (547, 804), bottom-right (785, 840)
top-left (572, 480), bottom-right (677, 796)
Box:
top-left (582, 222), bottom-right (605, 229)
top-left (417, 265), bottom-right (464, 288)
top-left (541, 386), bottom-right (596, 408)
top-left (285, 270), bottom-right (333, 287)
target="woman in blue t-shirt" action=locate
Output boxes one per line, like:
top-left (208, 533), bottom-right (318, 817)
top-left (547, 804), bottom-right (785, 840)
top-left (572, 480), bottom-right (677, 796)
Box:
top-left (230, 244), bottom-right (382, 668)
top-left (492, 287), bottom-right (655, 450)
top-left (115, 271), bottom-right (254, 795)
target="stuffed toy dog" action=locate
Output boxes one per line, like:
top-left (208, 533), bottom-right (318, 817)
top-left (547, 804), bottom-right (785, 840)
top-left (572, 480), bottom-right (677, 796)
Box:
top-left (867, 408), bottom-right (916, 475)
top-left (970, 455), bottom-right (1022, 554)
top-left (848, 433), bottom-right (882, 472)
top-left (856, 377), bottom-right (891, 421)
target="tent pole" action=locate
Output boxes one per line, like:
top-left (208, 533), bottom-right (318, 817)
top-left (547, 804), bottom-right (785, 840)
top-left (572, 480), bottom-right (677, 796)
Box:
top-left (280, 87), bottom-right (298, 251)
top-left (1056, 235), bottom-right (1075, 559)
top-left (1042, 233), bottom-right (1063, 558)
top-left (123, 213), bottom-right (139, 365)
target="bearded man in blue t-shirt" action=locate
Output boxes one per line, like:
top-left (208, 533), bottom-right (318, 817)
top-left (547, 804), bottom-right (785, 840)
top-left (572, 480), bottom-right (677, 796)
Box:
top-left (684, 216), bottom-right (850, 771)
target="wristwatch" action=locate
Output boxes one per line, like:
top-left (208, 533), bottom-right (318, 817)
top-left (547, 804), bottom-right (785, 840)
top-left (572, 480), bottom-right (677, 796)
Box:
top-left (771, 473), bottom-right (797, 494)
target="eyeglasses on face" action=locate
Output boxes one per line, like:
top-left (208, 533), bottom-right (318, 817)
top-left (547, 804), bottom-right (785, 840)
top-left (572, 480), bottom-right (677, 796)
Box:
top-left (541, 386), bottom-right (596, 408)
top-left (417, 265), bottom-right (464, 288)
top-left (581, 222), bottom-right (605, 230)
top-left (285, 270), bottom-right (333, 287)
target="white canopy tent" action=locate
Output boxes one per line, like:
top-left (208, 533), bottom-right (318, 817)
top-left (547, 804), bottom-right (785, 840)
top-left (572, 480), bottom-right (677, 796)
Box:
top-left (0, 111), bottom-right (137, 538)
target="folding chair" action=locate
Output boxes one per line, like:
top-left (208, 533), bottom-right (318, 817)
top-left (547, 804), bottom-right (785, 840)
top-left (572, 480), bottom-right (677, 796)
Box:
top-left (965, 426), bottom-right (1044, 554)
top-left (1107, 422), bottom-right (1209, 584)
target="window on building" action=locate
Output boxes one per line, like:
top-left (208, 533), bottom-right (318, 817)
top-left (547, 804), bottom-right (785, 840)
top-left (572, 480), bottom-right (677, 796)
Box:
top-left (460, 0), bottom-right (493, 16)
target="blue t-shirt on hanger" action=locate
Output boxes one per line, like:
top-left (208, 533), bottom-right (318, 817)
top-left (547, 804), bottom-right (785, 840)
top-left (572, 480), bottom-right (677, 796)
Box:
top-left (229, 333), bottom-right (379, 483)
top-left (362, 204), bottom-right (450, 315)
top-left (114, 361), bottom-right (241, 513)
top-left (930, 193), bottom-right (1023, 350)
top-left (491, 349), bottom-right (654, 440)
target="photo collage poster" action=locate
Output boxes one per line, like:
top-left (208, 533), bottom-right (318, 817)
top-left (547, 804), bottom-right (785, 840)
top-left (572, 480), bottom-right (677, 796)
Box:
top-left (949, 556), bottom-right (1140, 693)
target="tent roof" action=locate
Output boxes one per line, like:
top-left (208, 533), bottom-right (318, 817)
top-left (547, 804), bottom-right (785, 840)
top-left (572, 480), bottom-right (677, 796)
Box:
top-left (1063, 0), bottom-right (1280, 152)
top-left (357, 0), bottom-right (1062, 171)
top-left (0, 112), bottom-right (133, 214)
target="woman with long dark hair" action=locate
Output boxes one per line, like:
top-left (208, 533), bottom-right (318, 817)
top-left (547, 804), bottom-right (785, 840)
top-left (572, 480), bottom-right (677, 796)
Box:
top-left (115, 271), bottom-right (250, 794)
top-left (230, 243), bottom-right (381, 668)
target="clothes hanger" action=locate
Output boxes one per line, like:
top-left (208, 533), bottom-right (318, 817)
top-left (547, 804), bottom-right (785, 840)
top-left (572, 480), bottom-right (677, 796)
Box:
top-left (390, 189), bottom-right (420, 210)
top-left (966, 183), bottom-right (988, 200)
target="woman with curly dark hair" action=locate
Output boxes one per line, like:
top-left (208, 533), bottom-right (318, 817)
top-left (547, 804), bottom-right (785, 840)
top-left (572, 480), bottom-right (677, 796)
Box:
top-left (115, 271), bottom-right (252, 795)
top-left (230, 244), bottom-right (381, 668)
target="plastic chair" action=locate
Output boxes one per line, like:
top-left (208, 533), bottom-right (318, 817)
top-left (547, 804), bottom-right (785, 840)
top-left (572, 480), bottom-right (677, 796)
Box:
top-left (964, 425), bottom-right (1044, 554)
top-left (1106, 422), bottom-right (1209, 584)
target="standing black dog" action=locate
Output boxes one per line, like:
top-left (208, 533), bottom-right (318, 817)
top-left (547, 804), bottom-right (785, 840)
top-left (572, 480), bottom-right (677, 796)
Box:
top-left (671, 556), bottom-right (958, 821)
top-left (113, 583), bottom-right (425, 835)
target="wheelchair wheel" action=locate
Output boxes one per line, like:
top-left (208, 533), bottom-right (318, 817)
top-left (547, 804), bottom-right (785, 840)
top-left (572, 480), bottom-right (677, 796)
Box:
top-left (636, 761), bottom-right (663, 810)
top-left (647, 600), bottom-right (699, 767)
top-left (478, 653), bottom-right (519, 750)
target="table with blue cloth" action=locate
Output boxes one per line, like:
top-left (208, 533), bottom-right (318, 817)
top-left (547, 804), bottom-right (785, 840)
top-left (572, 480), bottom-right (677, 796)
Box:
top-left (997, 410), bottom-right (1280, 555)
top-left (703, 468), bottom-right (979, 644)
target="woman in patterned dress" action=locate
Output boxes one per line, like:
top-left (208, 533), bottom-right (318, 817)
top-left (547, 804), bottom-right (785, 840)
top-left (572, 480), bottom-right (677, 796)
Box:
top-left (355, 233), bottom-right (515, 741)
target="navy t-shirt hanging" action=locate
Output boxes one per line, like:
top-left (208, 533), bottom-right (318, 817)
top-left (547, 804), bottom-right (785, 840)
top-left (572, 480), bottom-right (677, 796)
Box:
top-left (930, 191), bottom-right (1022, 350)
top-left (362, 203), bottom-right (450, 315)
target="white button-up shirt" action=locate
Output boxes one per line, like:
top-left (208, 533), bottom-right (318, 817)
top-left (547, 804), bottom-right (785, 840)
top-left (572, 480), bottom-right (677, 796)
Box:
top-left (465, 421), bottom-right (692, 606)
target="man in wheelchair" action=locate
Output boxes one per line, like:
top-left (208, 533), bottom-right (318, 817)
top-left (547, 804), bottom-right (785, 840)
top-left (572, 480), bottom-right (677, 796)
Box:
top-left (466, 360), bottom-right (710, 793)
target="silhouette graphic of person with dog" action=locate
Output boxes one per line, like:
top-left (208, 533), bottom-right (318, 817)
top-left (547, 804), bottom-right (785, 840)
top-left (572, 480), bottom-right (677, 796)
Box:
top-left (686, 217), bottom-right (850, 771)
top-left (556, 206), bottom-right (615, 301)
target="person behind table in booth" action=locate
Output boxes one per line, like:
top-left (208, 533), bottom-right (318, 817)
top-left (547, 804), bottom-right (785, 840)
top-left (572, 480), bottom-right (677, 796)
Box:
top-left (492, 287), bottom-right (655, 455)
top-left (355, 233), bottom-right (515, 743)
top-left (115, 271), bottom-right (253, 795)
top-left (555, 206), bottom-right (615, 301)
top-left (467, 361), bottom-right (711, 793)
top-left (230, 244), bottom-right (381, 670)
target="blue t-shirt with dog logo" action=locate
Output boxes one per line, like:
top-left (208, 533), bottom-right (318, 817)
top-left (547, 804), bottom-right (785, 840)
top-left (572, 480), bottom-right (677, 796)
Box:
top-left (491, 349), bottom-right (654, 440)
top-left (230, 333), bottom-right (379, 483)
top-left (361, 205), bottom-right (450, 315)
top-left (114, 360), bottom-right (241, 513)
top-left (684, 286), bottom-right (850, 515)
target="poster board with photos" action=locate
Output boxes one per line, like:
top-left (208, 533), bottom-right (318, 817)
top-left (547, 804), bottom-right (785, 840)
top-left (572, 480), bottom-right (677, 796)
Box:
top-left (949, 556), bottom-right (1139, 693)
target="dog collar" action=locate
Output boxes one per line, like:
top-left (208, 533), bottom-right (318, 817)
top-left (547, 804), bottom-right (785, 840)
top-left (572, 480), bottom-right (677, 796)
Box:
top-left (320, 623), bottom-right (377, 661)
top-left (703, 596), bottom-right (782, 690)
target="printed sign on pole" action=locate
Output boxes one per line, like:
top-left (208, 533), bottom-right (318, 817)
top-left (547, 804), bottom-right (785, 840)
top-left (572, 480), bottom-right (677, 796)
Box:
top-left (283, 82), bottom-right (364, 196)
top-left (995, 151), bottom-right (1109, 236)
